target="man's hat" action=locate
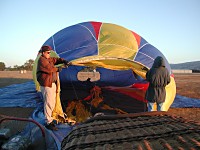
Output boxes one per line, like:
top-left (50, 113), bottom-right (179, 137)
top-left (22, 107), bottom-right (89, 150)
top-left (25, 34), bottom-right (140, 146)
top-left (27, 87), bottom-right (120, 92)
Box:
top-left (41, 45), bottom-right (52, 52)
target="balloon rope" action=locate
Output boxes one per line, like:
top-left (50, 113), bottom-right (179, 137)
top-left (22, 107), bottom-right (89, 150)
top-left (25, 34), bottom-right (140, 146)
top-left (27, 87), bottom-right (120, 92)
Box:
top-left (69, 71), bottom-right (79, 100)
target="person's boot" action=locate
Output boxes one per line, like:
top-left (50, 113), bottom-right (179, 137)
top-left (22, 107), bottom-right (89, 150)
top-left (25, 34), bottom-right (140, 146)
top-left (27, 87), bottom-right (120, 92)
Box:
top-left (45, 121), bottom-right (58, 131)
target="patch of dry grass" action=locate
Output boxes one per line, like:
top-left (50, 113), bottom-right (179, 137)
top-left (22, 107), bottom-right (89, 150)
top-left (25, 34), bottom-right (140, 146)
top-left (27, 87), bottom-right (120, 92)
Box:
top-left (167, 73), bottom-right (200, 122)
top-left (168, 107), bottom-right (200, 122)
top-left (174, 73), bottom-right (200, 99)
top-left (0, 71), bottom-right (33, 79)
top-left (0, 71), bottom-right (33, 88)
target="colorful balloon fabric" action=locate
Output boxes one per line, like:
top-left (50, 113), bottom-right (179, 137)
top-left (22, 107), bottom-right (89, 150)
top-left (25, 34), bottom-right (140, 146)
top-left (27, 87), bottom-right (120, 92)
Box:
top-left (39, 21), bottom-right (176, 111)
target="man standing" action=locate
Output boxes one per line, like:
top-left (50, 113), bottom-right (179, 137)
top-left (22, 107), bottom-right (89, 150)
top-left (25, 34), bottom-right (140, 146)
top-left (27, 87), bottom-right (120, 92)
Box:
top-left (37, 45), bottom-right (69, 130)
top-left (145, 56), bottom-right (170, 111)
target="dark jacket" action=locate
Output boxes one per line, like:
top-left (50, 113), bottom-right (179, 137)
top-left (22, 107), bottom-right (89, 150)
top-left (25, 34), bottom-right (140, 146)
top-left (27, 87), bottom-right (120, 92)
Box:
top-left (37, 55), bottom-right (64, 87)
top-left (145, 56), bottom-right (170, 103)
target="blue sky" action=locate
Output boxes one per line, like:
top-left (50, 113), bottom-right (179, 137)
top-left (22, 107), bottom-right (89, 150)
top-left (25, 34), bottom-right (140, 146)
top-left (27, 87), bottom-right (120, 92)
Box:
top-left (0, 0), bottom-right (200, 67)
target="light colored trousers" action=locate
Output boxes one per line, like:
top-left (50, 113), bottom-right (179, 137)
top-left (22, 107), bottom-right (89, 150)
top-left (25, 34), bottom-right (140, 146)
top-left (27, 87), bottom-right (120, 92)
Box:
top-left (40, 83), bottom-right (56, 124)
top-left (148, 102), bottom-right (164, 111)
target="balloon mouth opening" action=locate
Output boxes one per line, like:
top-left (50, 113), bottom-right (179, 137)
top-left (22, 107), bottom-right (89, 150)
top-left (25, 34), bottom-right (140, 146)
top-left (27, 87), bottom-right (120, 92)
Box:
top-left (71, 56), bottom-right (148, 79)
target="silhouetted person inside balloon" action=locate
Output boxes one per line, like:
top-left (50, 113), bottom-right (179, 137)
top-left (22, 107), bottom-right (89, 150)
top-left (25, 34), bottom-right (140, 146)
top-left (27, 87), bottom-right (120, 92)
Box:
top-left (85, 78), bottom-right (95, 89)
top-left (145, 56), bottom-right (170, 111)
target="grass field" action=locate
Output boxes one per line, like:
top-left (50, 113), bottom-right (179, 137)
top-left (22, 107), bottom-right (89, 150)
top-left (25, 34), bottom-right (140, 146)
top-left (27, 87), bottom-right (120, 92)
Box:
top-left (0, 71), bottom-right (33, 87)
top-left (0, 71), bottom-right (200, 121)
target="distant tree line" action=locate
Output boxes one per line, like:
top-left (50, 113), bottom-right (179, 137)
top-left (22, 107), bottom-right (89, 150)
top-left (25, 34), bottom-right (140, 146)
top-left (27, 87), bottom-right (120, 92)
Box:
top-left (0, 59), bottom-right (34, 71)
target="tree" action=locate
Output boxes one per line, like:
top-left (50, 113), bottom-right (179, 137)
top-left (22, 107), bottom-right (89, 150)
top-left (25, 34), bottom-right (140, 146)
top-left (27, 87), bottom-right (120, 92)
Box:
top-left (23, 59), bottom-right (34, 71)
top-left (3, 59), bottom-right (35, 71)
top-left (0, 62), bottom-right (6, 71)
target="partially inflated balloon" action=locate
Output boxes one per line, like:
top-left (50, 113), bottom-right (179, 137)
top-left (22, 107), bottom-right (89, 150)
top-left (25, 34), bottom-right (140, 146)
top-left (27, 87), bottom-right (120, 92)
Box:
top-left (34, 21), bottom-right (176, 113)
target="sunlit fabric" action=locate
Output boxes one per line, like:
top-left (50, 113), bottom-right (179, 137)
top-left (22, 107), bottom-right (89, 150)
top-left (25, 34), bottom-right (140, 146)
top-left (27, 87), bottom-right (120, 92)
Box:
top-left (36, 21), bottom-right (176, 112)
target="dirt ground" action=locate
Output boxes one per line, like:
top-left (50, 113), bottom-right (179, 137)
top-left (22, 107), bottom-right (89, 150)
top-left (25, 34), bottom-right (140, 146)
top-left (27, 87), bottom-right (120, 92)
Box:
top-left (174, 73), bottom-right (200, 99)
top-left (0, 71), bottom-right (33, 87)
top-left (169, 73), bottom-right (200, 121)
top-left (0, 71), bottom-right (200, 122)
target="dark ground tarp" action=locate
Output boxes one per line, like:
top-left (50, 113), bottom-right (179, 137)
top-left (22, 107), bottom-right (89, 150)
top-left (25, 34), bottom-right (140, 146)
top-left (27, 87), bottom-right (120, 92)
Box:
top-left (0, 82), bottom-right (39, 107)
top-left (171, 94), bottom-right (200, 108)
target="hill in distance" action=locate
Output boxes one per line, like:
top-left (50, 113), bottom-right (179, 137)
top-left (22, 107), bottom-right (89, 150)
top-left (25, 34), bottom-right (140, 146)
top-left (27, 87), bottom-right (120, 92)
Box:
top-left (170, 61), bottom-right (200, 70)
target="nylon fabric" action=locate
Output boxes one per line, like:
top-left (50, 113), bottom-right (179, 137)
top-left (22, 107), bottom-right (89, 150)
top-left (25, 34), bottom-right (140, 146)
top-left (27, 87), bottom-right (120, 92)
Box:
top-left (98, 23), bottom-right (138, 60)
top-left (52, 74), bottom-right (67, 123)
top-left (32, 53), bottom-right (41, 91)
top-left (32, 21), bottom-right (177, 121)
top-left (71, 56), bottom-right (148, 78)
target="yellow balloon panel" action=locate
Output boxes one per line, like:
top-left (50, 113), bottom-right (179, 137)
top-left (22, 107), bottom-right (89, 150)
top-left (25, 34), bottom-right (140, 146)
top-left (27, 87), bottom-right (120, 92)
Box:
top-left (71, 55), bottom-right (148, 78)
top-left (98, 45), bottom-right (137, 60)
top-left (98, 23), bottom-right (138, 60)
top-left (163, 77), bottom-right (176, 111)
top-left (32, 53), bottom-right (42, 91)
